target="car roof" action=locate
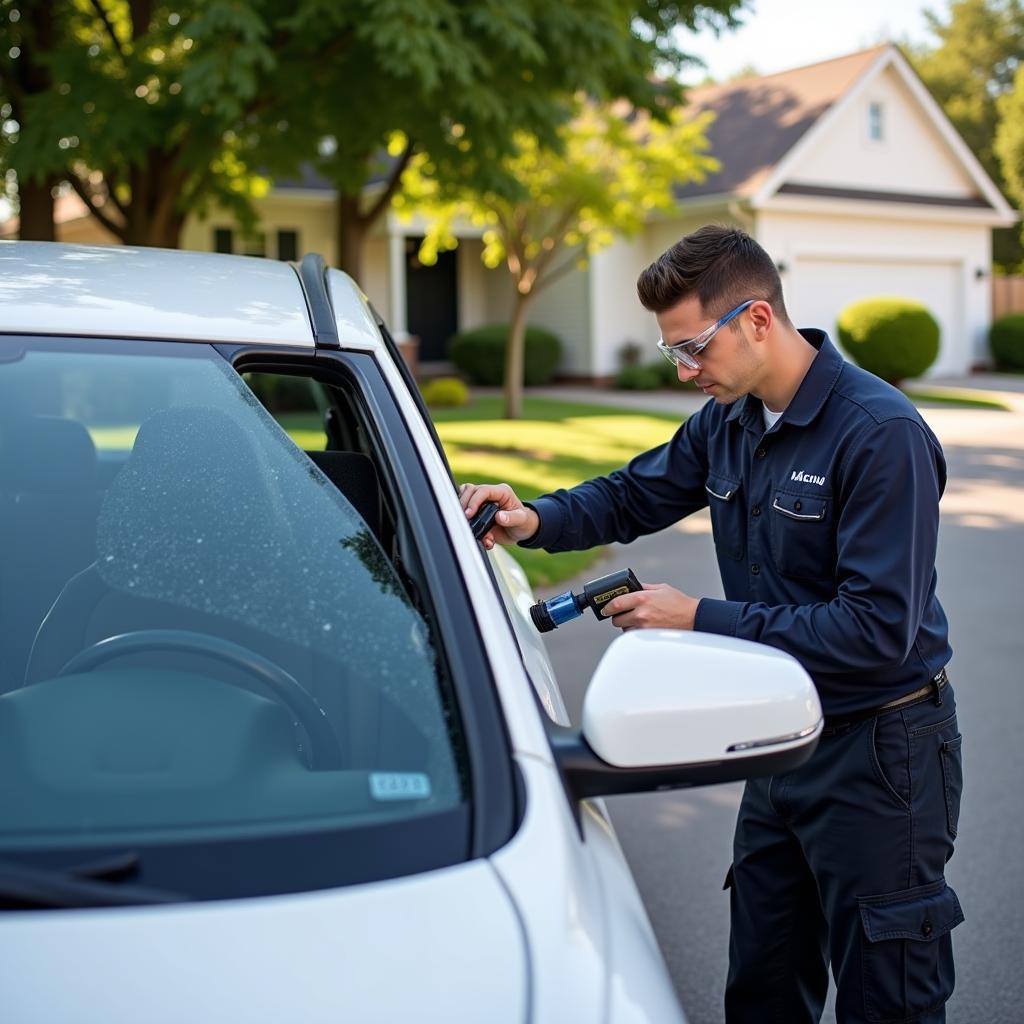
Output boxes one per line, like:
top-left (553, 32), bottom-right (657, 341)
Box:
top-left (0, 241), bottom-right (382, 351)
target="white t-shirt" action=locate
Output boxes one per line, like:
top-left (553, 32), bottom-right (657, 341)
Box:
top-left (763, 404), bottom-right (784, 431)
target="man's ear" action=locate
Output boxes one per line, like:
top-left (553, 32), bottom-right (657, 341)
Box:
top-left (748, 299), bottom-right (774, 340)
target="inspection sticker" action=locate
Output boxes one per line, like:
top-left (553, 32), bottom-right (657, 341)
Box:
top-left (370, 772), bottom-right (432, 801)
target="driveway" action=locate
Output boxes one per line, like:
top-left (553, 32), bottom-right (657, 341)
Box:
top-left (536, 375), bottom-right (1024, 1024)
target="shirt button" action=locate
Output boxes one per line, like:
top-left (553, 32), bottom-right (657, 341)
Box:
top-left (794, 500), bottom-right (803, 511)
top-left (752, 505), bottom-right (761, 517)
top-left (922, 919), bottom-right (934, 938)
top-left (751, 564), bottom-right (760, 575)
top-left (755, 447), bottom-right (767, 459)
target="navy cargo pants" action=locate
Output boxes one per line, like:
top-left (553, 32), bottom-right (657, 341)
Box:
top-left (724, 683), bottom-right (964, 1024)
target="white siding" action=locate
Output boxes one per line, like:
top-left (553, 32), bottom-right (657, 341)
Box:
top-left (791, 66), bottom-right (977, 197)
top-left (758, 209), bottom-right (991, 373)
top-left (523, 264), bottom-right (592, 376)
top-left (180, 196), bottom-right (335, 265)
top-left (590, 237), bottom-right (659, 376)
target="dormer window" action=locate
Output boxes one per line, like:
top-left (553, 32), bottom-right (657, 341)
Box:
top-left (868, 101), bottom-right (884, 141)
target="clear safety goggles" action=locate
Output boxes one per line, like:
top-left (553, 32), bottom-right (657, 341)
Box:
top-left (656, 299), bottom-right (756, 370)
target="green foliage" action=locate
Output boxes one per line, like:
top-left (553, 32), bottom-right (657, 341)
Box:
top-left (989, 313), bottom-right (1024, 368)
top-left (837, 298), bottom-right (941, 385)
top-left (995, 64), bottom-right (1024, 258)
top-left (401, 98), bottom-right (717, 416)
top-left (449, 324), bottom-right (562, 386)
top-left (420, 376), bottom-right (470, 408)
top-left (614, 365), bottom-right (661, 390)
top-left (0, 0), bottom-right (747, 251)
top-left (909, 0), bottom-right (1024, 268)
top-left (651, 357), bottom-right (685, 388)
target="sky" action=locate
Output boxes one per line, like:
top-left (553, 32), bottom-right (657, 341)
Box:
top-left (678, 0), bottom-right (941, 84)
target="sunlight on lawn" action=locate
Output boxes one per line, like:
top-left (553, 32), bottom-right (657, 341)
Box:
top-left (435, 401), bottom-right (683, 586)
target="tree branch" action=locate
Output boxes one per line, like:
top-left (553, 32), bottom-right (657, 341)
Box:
top-left (530, 204), bottom-right (580, 281)
top-left (89, 0), bottom-right (126, 61)
top-left (66, 168), bottom-right (126, 240)
top-left (102, 170), bottom-right (129, 220)
top-left (534, 243), bottom-right (588, 294)
top-left (361, 139), bottom-right (417, 226)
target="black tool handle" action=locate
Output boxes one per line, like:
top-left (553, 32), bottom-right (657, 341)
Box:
top-left (470, 501), bottom-right (500, 542)
top-left (584, 567), bottom-right (643, 620)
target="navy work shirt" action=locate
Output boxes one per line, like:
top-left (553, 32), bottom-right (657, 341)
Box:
top-left (522, 331), bottom-right (952, 716)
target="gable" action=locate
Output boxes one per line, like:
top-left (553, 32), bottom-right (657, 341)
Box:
top-left (675, 48), bottom-right (884, 202)
top-left (785, 64), bottom-right (978, 199)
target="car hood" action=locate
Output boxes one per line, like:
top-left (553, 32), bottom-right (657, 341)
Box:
top-left (0, 860), bottom-right (527, 1024)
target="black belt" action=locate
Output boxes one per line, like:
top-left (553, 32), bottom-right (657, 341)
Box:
top-left (822, 667), bottom-right (949, 734)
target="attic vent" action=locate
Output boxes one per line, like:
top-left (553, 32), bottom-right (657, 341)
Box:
top-left (868, 101), bottom-right (884, 142)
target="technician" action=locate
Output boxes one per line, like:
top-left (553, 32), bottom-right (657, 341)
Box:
top-left (459, 225), bottom-right (965, 1024)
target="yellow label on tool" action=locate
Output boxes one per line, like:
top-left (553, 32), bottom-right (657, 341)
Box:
top-left (593, 585), bottom-right (630, 604)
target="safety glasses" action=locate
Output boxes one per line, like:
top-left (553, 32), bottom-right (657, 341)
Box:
top-left (657, 299), bottom-right (756, 370)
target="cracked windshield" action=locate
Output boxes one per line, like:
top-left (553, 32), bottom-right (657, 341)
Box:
top-left (0, 341), bottom-right (462, 850)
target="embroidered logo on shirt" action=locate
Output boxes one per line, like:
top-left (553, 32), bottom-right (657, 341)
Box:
top-left (791, 470), bottom-right (826, 486)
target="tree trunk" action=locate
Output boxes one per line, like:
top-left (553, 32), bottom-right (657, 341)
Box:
top-left (336, 194), bottom-right (367, 279)
top-left (503, 289), bottom-right (532, 420)
top-left (16, 176), bottom-right (56, 240)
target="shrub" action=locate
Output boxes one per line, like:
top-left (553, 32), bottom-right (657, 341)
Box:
top-left (650, 357), bottom-right (684, 388)
top-left (448, 324), bottom-right (562, 386)
top-left (614, 365), bottom-right (661, 390)
top-left (836, 298), bottom-right (940, 386)
top-left (420, 376), bottom-right (469, 408)
top-left (618, 340), bottom-right (644, 368)
top-left (989, 314), bottom-right (1024, 370)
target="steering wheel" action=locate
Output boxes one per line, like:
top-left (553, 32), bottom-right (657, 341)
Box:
top-left (57, 629), bottom-right (342, 771)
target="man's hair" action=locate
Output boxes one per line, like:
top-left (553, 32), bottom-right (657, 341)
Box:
top-left (636, 224), bottom-right (790, 325)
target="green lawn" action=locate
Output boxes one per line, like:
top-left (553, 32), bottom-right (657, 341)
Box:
top-left (902, 387), bottom-right (1012, 411)
top-left (432, 397), bottom-right (683, 586)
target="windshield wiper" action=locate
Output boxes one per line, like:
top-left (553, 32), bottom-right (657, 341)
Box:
top-left (0, 853), bottom-right (184, 910)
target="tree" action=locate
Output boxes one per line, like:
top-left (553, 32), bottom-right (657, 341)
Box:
top-left (0, 0), bottom-right (316, 246)
top-left (399, 100), bottom-right (717, 418)
top-left (1, 1), bottom-right (744, 266)
top-left (910, 0), bottom-right (1024, 268)
top-left (994, 62), bottom-right (1024, 252)
top-left (294, 0), bottom-right (745, 280)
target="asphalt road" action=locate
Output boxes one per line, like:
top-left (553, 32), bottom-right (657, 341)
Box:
top-left (538, 382), bottom-right (1024, 1024)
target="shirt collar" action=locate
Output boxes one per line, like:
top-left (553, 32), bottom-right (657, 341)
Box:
top-left (725, 329), bottom-right (843, 430)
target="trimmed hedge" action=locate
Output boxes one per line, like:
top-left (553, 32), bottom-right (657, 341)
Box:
top-left (989, 314), bottom-right (1024, 370)
top-left (420, 376), bottom-right (469, 408)
top-left (836, 297), bottom-right (940, 385)
top-left (614, 365), bottom-right (661, 390)
top-left (448, 324), bottom-right (562, 386)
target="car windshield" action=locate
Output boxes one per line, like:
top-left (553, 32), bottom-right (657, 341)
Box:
top-left (0, 339), bottom-right (466, 896)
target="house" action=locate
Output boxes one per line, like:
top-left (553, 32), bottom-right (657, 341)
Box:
top-left (6, 44), bottom-right (1017, 378)
top-left (579, 44), bottom-right (1018, 379)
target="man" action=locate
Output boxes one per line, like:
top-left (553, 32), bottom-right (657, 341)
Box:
top-left (459, 225), bottom-right (964, 1023)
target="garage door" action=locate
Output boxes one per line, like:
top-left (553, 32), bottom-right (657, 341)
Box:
top-left (790, 257), bottom-right (964, 377)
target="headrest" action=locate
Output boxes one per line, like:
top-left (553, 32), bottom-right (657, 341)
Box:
top-left (1, 416), bottom-right (97, 491)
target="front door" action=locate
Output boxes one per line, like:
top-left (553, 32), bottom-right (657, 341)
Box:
top-left (405, 238), bottom-right (458, 363)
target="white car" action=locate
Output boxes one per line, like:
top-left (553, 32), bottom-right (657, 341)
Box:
top-left (0, 241), bottom-right (823, 1023)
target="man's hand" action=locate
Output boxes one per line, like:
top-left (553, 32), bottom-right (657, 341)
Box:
top-left (459, 482), bottom-right (539, 549)
top-left (602, 582), bottom-right (699, 631)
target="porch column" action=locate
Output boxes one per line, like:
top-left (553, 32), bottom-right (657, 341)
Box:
top-left (387, 223), bottom-right (408, 341)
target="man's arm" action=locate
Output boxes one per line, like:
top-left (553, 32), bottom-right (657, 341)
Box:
top-left (694, 417), bottom-right (945, 674)
top-left (518, 406), bottom-right (713, 552)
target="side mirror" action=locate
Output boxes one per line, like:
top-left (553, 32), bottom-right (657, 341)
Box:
top-left (550, 631), bottom-right (822, 801)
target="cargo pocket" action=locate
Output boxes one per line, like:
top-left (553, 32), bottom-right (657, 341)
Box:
top-left (858, 878), bottom-right (964, 1023)
top-left (706, 473), bottom-right (743, 561)
top-left (769, 489), bottom-right (834, 581)
top-left (940, 734), bottom-right (963, 838)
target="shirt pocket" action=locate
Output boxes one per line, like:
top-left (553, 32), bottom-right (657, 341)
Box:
top-left (706, 472), bottom-right (744, 561)
top-left (769, 488), bottom-right (835, 581)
